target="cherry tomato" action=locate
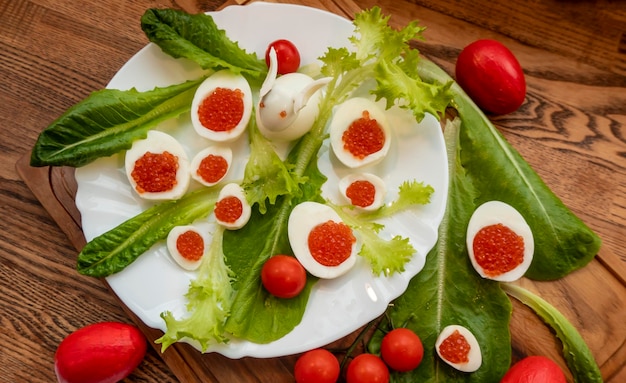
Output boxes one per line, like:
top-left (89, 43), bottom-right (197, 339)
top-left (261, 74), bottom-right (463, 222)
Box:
top-left (380, 328), bottom-right (424, 372)
top-left (265, 39), bottom-right (301, 75)
top-left (346, 353), bottom-right (389, 383)
top-left (500, 355), bottom-right (567, 383)
top-left (294, 349), bottom-right (340, 383)
top-left (455, 39), bottom-right (526, 115)
top-left (261, 255), bottom-right (307, 298)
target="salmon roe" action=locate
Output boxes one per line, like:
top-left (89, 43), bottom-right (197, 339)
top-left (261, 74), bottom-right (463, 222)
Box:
top-left (473, 223), bottom-right (524, 277)
top-left (342, 110), bottom-right (385, 159)
top-left (176, 230), bottom-right (204, 261)
top-left (198, 87), bottom-right (244, 132)
top-left (131, 151), bottom-right (178, 193)
top-left (307, 220), bottom-right (356, 266)
top-left (197, 154), bottom-right (228, 184)
top-left (345, 180), bottom-right (376, 208)
top-left (214, 196), bottom-right (243, 224)
top-left (439, 330), bottom-right (471, 364)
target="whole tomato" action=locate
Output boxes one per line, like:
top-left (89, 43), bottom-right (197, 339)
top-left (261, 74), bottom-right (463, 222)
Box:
top-left (261, 255), bottom-right (307, 298)
top-left (346, 353), bottom-right (389, 383)
top-left (455, 39), bottom-right (526, 115)
top-left (265, 39), bottom-right (301, 75)
top-left (500, 355), bottom-right (567, 383)
top-left (294, 349), bottom-right (340, 383)
top-left (380, 328), bottom-right (424, 372)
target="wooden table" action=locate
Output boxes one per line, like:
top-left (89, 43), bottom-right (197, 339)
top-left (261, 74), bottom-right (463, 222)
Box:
top-left (2, 0), bottom-right (625, 381)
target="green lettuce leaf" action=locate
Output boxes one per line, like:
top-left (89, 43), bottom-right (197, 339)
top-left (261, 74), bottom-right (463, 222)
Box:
top-left (416, 59), bottom-right (601, 280)
top-left (368, 119), bottom-right (512, 382)
top-left (30, 78), bottom-right (204, 167)
top-left (77, 187), bottom-right (218, 277)
top-left (140, 8), bottom-right (267, 86)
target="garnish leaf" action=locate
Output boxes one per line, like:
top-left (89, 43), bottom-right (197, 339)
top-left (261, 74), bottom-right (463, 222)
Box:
top-left (30, 78), bottom-right (203, 167)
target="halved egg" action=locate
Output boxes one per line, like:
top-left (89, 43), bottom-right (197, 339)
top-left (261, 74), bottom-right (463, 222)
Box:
top-left (190, 70), bottom-right (253, 142)
top-left (466, 200), bottom-right (534, 282)
top-left (214, 183), bottom-right (251, 230)
top-left (329, 97), bottom-right (391, 168)
top-left (435, 325), bottom-right (482, 373)
top-left (190, 146), bottom-right (232, 187)
top-left (338, 173), bottom-right (386, 211)
top-left (288, 201), bottom-right (357, 279)
top-left (124, 130), bottom-right (190, 200)
top-left (166, 225), bottom-right (207, 271)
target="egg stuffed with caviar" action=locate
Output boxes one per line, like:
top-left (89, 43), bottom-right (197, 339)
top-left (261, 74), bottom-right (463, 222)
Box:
top-left (190, 70), bottom-right (253, 142)
top-left (288, 201), bottom-right (357, 279)
top-left (190, 145), bottom-right (232, 187)
top-left (166, 225), bottom-right (207, 271)
top-left (124, 130), bottom-right (190, 200)
top-left (338, 172), bottom-right (386, 211)
top-left (435, 325), bottom-right (482, 373)
top-left (466, 200), bottom-right (534, 282)
top-left (214, 183), bottom-right (251, 230)
top-left (329, 97), bottom-right (391, 168)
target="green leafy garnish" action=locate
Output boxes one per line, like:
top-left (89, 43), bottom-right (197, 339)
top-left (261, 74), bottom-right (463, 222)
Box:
top-left (502, 283), bottom-right (603, 383)
top-left (30, 78), bottom-right (204, 168)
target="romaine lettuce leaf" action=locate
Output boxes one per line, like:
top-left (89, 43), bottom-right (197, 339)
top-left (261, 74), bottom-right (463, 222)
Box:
top-left (30, 78), bottom-right (204, 167)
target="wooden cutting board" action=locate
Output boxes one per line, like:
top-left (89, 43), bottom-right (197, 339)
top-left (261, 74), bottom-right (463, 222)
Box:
top-left (15, 0), bottom-right (626, 381)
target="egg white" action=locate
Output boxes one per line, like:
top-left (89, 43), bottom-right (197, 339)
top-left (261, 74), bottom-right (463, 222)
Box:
top-left (190, 70), bottom-right (253, 142)
top-left (124, 130), bottom-right (190, 200)
top-left (190, 145), bottom-right (232, 187)
top-left (166, 225), bottom-right (207, 271)
top-left (435, 325), bottom-right (482, 373)
top-left (338, 172), bottom-right (386, 211)
top-left (288, 201), bottom-right (357, 279)
top-left (329, 97), bottom-right (391, 168)
top-left (214, 183), bottom-right (251, 230)
top-left (466, 200), bottom-right (534, 282)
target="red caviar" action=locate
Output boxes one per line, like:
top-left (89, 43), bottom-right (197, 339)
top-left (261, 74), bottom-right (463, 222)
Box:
top-left (473, 223), bottom-right (524, 277)
top-left (345, 180), bottom-right (376, 207)
top-left (198, 87), bottom-right (244, 132)
top-left (176, 231), bottom-right (204, 262)
top-left (214, 196), bottom-right (243, 224)
top-left (438, 330), bottom-right (471, 364)
top-left (131, 151), bottom-right (178, 193)
top-left (307, 220), bottom-right (356, 266)
top-left (342, 110), bottom-right (385, 159)
top-left (197, 154), bottom-right (228, 184)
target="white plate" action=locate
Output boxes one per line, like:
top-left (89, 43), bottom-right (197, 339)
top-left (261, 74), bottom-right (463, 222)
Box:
top-left (74, 2), bottom-right (448, 359)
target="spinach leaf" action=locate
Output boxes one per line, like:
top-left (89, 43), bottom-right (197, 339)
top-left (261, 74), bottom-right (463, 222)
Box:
top-left (369, 119), bottom-right (512, 382)
top-left (140, 8), bottom-right (267, 86)
top-left (77, 187), bottom-right (218, 277)
top-left (30, 78), bottom-right (203, 168)
top-left (417, 59), bottom-right (601, 280)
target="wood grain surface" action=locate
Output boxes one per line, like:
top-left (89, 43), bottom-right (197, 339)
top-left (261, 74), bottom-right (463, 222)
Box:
top-left (2, 0), bottom-right (625, 382)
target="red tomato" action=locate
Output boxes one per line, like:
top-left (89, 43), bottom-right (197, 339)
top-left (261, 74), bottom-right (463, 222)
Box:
top-left (380, 328), bottom-right (424, 372)
top-left (54, 322), bottom-right (147, 383)
top-left (294, 349), bottom-right (340, 383)
top-left (500, 356), bottom-right (567, 383)
top-left (455, 39), bottom-right (526, 115)
top-left (261, 255), bottom-right (307, 298)
top-left (346, 354), bottom-right (389, 383)
top-left (265, 39), bottom-right (301, 75)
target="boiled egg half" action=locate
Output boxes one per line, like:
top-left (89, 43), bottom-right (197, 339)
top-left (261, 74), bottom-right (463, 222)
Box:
top-left (190, 70), bottom-right (253, 142)
top-left (466, 200), bottom-right (534, 282)
top-left (124, 130), bottom-right (190, 200)
top-left (338, 173), bottom-right (386, 211)
top-left (190, 145), bottom-right (232, 187)
top-left (288, 201), bottom-right (357, 279)
top-left (435, 325), bottom-right (482, 373)
top-left (214, 183), bottom-right (251, 230)
top-left (329, 97), bottom-right (391, 168)
top-left (166, 225), bottom-right (207, 271)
